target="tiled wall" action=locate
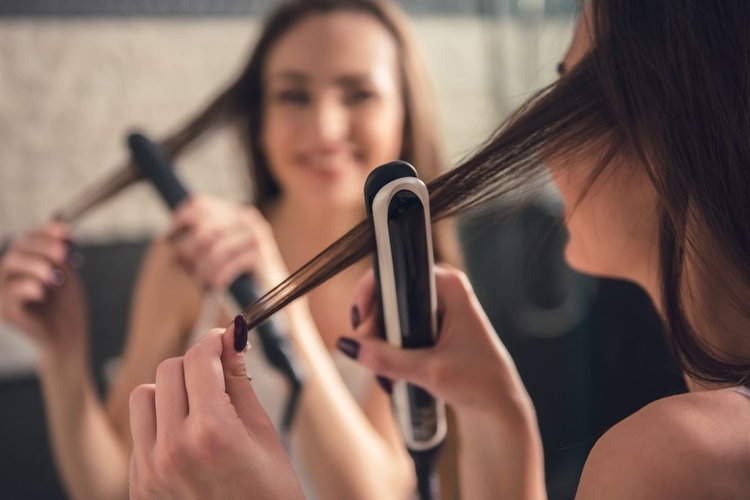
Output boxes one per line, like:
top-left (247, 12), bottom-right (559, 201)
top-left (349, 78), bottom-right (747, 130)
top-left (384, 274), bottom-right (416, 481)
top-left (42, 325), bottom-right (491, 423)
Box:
top-left (0, 16), bottom-right (574, 243)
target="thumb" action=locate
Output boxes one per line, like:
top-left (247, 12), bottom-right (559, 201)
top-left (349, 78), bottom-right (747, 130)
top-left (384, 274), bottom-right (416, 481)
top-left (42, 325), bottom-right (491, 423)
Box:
top-left (337, 336), bottom-right (435, 391)
top-left (221, 315), bottom-right (267, 425)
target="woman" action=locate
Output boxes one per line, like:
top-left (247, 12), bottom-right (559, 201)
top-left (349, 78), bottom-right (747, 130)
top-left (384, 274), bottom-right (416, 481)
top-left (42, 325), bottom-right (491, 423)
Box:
top-left (0, 1), bottom-right (459, 499)
top-left (130, 0), bottom-right (750, 498)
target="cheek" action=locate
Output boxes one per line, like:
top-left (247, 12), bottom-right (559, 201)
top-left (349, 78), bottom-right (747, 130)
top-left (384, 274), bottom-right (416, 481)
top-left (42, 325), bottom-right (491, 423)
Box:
top-left (353, 102), bottom-right (404, 168)
top-left (261, 109), bottom-right (297, 162)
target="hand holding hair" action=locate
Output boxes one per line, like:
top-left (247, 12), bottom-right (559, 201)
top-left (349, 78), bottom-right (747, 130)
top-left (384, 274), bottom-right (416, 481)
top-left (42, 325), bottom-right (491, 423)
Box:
top-left (0, 220), bottom-right (89, 358)
top-left (129, 316), bottom-right (305, 500)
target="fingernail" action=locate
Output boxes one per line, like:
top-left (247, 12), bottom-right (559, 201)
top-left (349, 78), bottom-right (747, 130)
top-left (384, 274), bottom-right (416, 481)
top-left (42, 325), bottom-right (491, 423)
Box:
top-left (65, 240), bottom-right (84, 269)
top-left (376, 375), bottom-right (393, 395)
top-left (49, 268), bottom-right (65, 287)
top-left (351, 306), bottom-right (360, 329)
top-left (167, 227), bottom-right (188, 243)
top-left (336, 337), bottom-right (360, 360)
top-left (234, 315), bottom-right (249, 352)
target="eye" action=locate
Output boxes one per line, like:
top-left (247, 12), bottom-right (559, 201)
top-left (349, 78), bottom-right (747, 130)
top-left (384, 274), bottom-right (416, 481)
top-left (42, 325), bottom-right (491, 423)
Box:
top-left (345, 89), bottom-right (375, 105)
top-left (556, 61), bottom-right (566, 77)
top-left (276, 89), bottom-right (310, 105)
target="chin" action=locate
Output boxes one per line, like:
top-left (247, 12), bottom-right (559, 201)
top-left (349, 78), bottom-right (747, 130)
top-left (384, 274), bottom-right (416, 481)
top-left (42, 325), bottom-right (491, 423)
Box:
top-left (564, 242), bottom-right (593, 274)
top-left (564, 243), bottom-right (652, 300)
top-left (563, 242), bottom-right (612, 279)
top-left (304, 191), bottom-right (361, 212)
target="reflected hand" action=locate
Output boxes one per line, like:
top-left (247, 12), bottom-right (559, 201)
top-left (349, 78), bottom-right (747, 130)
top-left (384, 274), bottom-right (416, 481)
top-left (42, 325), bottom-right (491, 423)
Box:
top-left (167, 195), bottom-right (287, 292)
top-left (0, 221), bottom-right (88, 358)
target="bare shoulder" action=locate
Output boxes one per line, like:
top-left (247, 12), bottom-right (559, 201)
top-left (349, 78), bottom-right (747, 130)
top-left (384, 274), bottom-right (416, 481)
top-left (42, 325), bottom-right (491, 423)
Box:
top-left (576, 389), bottom-right (750, 499)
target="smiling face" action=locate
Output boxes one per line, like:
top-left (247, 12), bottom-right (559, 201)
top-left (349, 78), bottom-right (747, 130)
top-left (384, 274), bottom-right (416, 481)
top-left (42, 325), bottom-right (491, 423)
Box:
top-left (549, 6), bottom-right (660, 293)
top-left (260, 10), bottom-right (404, 213)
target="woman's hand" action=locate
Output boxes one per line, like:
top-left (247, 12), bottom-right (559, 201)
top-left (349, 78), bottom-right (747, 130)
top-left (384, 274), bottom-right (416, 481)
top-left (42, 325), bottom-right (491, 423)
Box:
top-left (342, 267), bottom-right (546, 499)
top-left (342, 266), bottom-right (530, 419)
top-left (129, 319), bottom-right (305, 500)
top-left (168, 196), bottom-right (287, 293)
top-left (0, 221), bottom-right (88, 359)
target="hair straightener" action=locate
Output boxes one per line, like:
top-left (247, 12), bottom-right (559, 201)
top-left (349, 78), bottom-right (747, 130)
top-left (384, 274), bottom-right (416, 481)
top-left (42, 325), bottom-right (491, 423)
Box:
top-left (127, 131), bottom-right (304, 433)
top-left (364, 161), bottom-right (447, 500)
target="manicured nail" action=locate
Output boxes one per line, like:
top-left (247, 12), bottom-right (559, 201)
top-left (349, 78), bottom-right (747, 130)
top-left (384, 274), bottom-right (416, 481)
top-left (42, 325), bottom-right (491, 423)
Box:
top-left (167, 227), bottom-right (189, 243)
top-left (49, 268), bottom-right (65, 287)
top-left (65, 240), bottom-right (84, 270)
top-left (376, 375), bottom-right (393, 395)
top-left (234, 315), bottom-right (249, 352)
top-left (351, 306), bottom-right (361, 329)
top-left (336, 337), bottom-right (360, 360)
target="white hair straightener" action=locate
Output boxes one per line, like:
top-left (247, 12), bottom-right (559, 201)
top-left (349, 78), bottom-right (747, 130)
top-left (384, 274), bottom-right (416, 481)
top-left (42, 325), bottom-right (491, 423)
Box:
top-left (364, 161), bottom-right (447, 500)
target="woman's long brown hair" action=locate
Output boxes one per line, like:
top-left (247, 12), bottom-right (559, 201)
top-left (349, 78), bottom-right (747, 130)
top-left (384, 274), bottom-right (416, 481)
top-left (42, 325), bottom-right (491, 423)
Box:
top-left (244, 0), bottom-right (750, 387)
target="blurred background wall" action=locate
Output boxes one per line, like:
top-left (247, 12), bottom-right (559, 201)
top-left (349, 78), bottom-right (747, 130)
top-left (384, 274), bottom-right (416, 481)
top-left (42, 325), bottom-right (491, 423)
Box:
top-left (0, 2), bottom-right (685, 500)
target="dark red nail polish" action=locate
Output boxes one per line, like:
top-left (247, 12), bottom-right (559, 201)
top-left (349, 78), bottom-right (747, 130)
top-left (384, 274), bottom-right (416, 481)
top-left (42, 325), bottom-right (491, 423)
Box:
top-left (61, 239), bottom-right (84, 269)
top-left (351, 306), bottom-right (361, 329)
top-left (49, 269), bottom-right (65, 287)
top-left (336, 337), bottom-right (360, 360)
top-left (234, 315), bottom-right (248, 352)
top-left (376, 375), bottom-right (393, 395)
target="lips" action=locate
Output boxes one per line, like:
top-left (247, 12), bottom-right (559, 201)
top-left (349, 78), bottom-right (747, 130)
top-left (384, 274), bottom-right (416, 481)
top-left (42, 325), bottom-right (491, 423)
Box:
top-left (297, 154), bottom-right (359, 180)
top-left (306, 166), bottom-right (346, 180)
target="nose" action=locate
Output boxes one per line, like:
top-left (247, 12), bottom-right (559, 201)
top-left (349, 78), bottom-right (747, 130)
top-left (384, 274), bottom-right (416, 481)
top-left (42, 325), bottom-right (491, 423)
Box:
top-left (308, 96), bottom-right (349, 150)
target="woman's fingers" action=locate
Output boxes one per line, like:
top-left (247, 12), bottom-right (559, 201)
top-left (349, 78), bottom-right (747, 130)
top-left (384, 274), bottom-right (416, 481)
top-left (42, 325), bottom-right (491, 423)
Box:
top-left (342, 265), bottom-right (494, 400)
top-left (181, 324), bottom-right (271, 434)
top-left (182, 329), bottom-right (228, 415)
top-left (2, 251), bottom-right (59, 286)
top-left (154, 357), bottom-right (189, 443)
top-left (129, 322), bottom-right (305, 500)
top-left (168, 198), bottom-right (217, 264)
top-left (129, 384), bottom-right (157, 461)
top-left (351, 268), bottom-right (378, 327)
top-left (1, 224), bottom-right (69, 285)
top-left (0, 241), bottom-right (69, 308)
top-left (4, 276), bottom-right (48, 304)
top-left (195, 231), bottom-right (258, 289)
top-left (219, 318), bottom-right (271, 428)
top-left (167, 198), bottom-right (285, 293)
top-left (346, 335), bottom-right (436, 390)
top-left (168, 196), bottom-right (199, 236)
top-left (13, 224), bottom-right (69, 267)
top-left (345, 266), bottom-right (435, 388)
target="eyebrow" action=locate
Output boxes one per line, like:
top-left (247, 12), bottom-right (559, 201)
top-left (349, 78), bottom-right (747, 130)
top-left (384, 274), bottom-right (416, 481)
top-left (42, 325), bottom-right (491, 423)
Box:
top-left (336, 74), bottom-right (375, 86)
top-left (267, 71), bottom-right (308, 84)
top-left (267, 70), bottom-right (375, 86)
